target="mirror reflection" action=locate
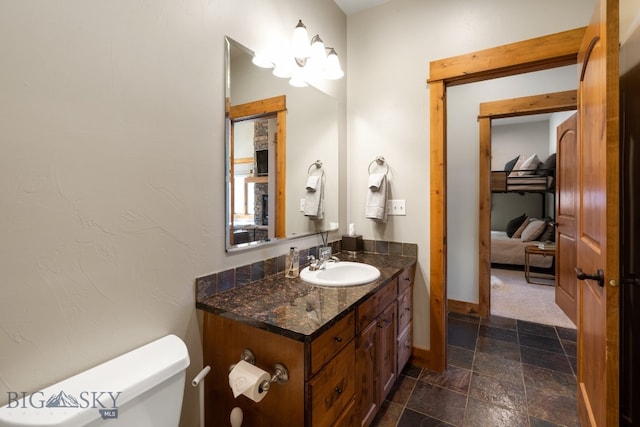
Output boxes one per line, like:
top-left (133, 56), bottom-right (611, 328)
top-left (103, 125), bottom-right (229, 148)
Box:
top-left (225, 36), bottom-right (339, 251)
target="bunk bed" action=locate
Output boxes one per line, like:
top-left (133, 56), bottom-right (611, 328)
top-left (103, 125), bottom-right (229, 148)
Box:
top-left (490, 153), bottom-right (556, 269)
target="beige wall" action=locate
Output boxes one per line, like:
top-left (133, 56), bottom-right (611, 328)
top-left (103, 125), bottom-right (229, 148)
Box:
top-left (0, 1), bottom-right (345, 426)
top-left (345, 0), bottom-right (595, 344)
top-left (0, 0), bottom-right (617, 424)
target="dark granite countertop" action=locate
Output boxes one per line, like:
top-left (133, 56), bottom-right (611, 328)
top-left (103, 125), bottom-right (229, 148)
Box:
top-left (196, 253), bottom-right (416, 342)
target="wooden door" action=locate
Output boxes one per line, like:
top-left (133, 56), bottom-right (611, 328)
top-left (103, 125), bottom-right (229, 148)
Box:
top-left (555, 113), bottom-right (578, 324)
top-left (575, 0), bottom-right (619, 425)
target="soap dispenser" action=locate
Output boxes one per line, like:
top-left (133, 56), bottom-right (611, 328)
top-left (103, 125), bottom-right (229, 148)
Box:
top-left (286, 247), bottom-right (300, 278)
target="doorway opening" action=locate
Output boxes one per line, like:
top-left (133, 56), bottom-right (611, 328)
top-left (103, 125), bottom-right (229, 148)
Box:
top-left (427, 27), bottom-right (586, 371)
top-left (476, 92), bottom-right (577, 331)
top-left (488, 113), bottom-right (575, 329)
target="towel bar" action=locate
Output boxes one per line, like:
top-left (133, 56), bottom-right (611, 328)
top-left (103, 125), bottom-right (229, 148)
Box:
top-left (307, 160), bottom-right (324, 177)
top-left (368, 156), bottom-right (389, 175)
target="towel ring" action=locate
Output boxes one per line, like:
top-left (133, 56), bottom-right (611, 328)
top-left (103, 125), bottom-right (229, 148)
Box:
top-left (368, 156), bottom-right (389, 175)
top-left (307, 160), bottom-right (324, 177)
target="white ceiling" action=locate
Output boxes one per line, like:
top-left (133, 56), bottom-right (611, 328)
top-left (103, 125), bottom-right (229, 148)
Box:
top-left (334, 0), bottom-right (391, 15)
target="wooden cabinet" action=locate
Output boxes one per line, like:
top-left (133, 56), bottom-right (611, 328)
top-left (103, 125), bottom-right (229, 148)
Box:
top-left (376, 302), bottom-right (398, 400)
top-left (203, 311), bottom-right (355, 427)
top-left (355, 265), bottom-right (415, 427)
top-left (356, 265), bottom-right (415, 426)
top-left (201, 262), bottom-right (415, 427)
top-left (396, 266), bottom-right (414, 375)
top-left (202, 312), bottom-right (306, 427)
top-left (355, 317), bottom-right (378, 425)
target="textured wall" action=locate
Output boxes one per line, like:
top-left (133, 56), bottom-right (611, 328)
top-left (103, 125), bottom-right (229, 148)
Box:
top-left (0, 1), bottom-right (345, 426)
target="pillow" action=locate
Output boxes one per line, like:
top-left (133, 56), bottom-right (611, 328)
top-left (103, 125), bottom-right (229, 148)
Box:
top-left (504, 155), bottom-right (520, 173)
top-left (536, 153), bottom-right (557, 176)
top-left (517, 153), bottom-right (541, 176)
top-left (521, 219), bottom-right (547, 242)
top-left (508, 155), bottom-right (525, 177)
top-left (505, 213), bottom-right (527, 237)
top-left (512, 217), bottom-right (530, 239)
top-left (539, 222), bottom-right (555, 242)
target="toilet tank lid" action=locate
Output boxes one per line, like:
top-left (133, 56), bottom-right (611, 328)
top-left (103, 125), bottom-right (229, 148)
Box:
top-left (0, 334), bottom-right (190, 426)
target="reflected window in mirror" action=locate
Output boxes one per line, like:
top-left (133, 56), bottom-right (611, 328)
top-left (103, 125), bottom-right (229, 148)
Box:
top-left (230, 115), bottom-right (278, 246)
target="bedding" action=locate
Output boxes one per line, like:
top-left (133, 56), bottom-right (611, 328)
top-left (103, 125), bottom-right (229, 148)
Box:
top-left (491, 230), bottom-right (553, 268)
top-left (492, 152), bottom-right (556, 193)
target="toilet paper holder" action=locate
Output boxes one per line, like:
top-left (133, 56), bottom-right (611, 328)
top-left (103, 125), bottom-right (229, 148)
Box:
top-left (229, 349), bottom-right (289, 393)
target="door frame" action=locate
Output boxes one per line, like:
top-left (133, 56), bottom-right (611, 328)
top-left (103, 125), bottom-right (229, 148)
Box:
top-left (427, 27), bottom-right (586, 371)
top-left (476, 91), bottom-right (577, 318)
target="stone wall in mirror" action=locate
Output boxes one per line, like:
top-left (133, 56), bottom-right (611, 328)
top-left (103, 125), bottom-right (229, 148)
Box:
top-left (225, 36), bottom-right (339, 252)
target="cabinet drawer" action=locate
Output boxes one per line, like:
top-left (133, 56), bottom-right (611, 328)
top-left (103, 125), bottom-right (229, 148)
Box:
top-left (309, 341), bottom-right (356, 427)
top-left (332, 396), bottom-right (357, 427)
top-left (397, 323), bottom-right (412, 374)
top-left (357, 279), bottom-right (398, 332)
top-left (311, 311), bottom-right (355, 375)
top-left (398, 265), bottom-right (414, 294)
top-left (397, 287), bottom-right (412, 333)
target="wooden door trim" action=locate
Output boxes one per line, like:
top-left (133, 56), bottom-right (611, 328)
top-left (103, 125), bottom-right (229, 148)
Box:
top-left (476, 91), bottom-right (577, 318)
top-left (427, 27), bottom-right (585, 371)
top-left (429, 28), bottom-right (586, 86)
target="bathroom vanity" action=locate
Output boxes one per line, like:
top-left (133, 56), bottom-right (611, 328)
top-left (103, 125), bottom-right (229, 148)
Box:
top-left (197, 253), bottom-right (416, 427)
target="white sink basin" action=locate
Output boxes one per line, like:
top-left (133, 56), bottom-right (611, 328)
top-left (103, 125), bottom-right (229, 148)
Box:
top-left (300, 261), bottom-right (381, 287)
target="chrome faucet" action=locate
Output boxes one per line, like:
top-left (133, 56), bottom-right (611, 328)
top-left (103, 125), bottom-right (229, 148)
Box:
top-left (307, 254), bottom-right (339, 271)
top-left (308, 255), bottom-right (320, 271)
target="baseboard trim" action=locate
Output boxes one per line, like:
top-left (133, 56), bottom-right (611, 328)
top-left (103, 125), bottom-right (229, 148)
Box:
top-left (410, 346), bottom-right (431, 369)
top-left (448, 299), bottom-right (480, 315)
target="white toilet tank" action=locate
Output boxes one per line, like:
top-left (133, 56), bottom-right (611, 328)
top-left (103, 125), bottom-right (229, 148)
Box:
top-left (0, 334), bottom-right (190, 427)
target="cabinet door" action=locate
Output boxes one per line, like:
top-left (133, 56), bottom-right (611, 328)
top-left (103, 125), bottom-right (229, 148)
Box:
top-left (356, 320), bottom-right (377, 427)
top-left (376, 302), bottom-right (397, 402)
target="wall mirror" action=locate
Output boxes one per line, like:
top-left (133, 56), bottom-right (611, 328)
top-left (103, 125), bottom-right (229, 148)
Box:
top-left (225, 36), bottom-right (339, 251)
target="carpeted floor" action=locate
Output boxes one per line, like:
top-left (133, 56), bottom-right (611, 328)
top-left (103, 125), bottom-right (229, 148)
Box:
top-left (491, 267), bottom-right (576, 329)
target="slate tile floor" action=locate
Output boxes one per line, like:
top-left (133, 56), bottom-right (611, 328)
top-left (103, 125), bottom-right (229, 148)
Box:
top-left (372, 312), bottom-right (579, 427)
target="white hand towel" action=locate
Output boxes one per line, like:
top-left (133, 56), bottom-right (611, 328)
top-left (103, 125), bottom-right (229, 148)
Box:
top-left (304, 176), bottom-right (323, 219)
top-left (305, 175), bottom-right (320, 191)
top-left (365, 174), bottom-right (387, 222)
top-left (368, 173), bottom-right (385, 190)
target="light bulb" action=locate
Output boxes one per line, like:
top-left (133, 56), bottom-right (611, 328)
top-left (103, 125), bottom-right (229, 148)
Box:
top-left (292, 20), bottom-right (309, 64)
top-left (324, 48), bottom-right (344, 80)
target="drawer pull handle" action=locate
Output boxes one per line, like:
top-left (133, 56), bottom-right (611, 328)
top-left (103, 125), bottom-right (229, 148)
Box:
top-left (405, 307), bottom-right (410, 312)
top-left (334, 336), bottom-right (342, 343)
top-left (404, 277), bottom-right (410, 281)
top-left (334, 387), bottom-right (343, 394)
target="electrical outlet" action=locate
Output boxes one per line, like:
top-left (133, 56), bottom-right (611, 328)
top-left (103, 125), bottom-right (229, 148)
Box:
top-left (387, 199), bottom-right (406, 216)
top-left (299, 199), bottom-right (305, 212)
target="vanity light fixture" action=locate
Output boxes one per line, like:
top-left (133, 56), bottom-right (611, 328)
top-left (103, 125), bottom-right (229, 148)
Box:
top-left (252, 19), bottom-right (344, 87)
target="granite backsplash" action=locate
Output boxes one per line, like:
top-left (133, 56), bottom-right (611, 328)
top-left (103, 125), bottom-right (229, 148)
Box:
top-left (195, 239), bottom-right (417, 301)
